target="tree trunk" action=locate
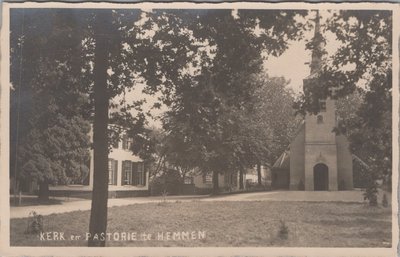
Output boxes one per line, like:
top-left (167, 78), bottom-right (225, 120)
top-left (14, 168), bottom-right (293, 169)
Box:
top-left (181, 173), bottom-right (186, 195)
top-left (38, 181), bottom-right (49, 202)
top-left (212, 171), bottom-right (219, 195)
top-left (239, 168), bottom-right (244, 190)
top-left (13, 178), bottom-right (19, 206)
top-left (257, 163), bottom-right (262, 186)
top-left (88, 10), bottom-right (112, 247)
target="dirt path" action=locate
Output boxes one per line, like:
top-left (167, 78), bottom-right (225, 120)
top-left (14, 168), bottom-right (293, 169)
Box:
top-left (10, 190), bottom-right (382, 218)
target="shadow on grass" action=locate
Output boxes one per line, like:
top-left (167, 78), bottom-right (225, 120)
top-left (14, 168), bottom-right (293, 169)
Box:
top-left (10, 196), bottom-right (63, 207)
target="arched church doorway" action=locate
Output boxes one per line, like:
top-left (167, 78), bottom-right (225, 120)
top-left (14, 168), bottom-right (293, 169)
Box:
top-left (313, 163), bottom-right (329, 191)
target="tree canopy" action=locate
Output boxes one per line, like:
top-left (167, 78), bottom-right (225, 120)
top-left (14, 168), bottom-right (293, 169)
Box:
top-left (10, 9), bottom-right (93, 199)
top-left (147, 9), bottom-right (306, 192)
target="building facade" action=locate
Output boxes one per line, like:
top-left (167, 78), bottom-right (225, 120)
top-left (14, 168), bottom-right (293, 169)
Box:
top-left (273, 98), bottom-right (354, 191)
top-left (192, 165), bottom-right (271, 193)
top-left (50, 132), bottom-right (149, 198)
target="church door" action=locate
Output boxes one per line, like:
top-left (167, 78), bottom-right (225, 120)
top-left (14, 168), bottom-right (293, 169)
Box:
top-left (313, 163), bottom-right (329, 191)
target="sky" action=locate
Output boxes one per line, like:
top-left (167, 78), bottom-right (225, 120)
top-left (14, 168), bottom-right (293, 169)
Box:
top-left (264, 39), bottom-right (311, 95)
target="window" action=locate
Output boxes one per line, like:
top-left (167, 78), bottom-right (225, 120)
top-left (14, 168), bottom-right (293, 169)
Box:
top-left (203, 174), bottom-right (213, 184)
top-left (122, 135), bottom-right (133, 150)
top-left (224, 172), bottom-right (230, 185)
top-left (231, 172), bottom-right (237, 186)
top-left (108, 159), bottom-right (118, 185)
top-left (317, 115), bottom-right (324, 124)
top-left (319, 100), bottom-right (326, 112)
top-left (132, 162), bottom-right (146, 186)
top-left (122, 161), bottom-right (146, 186)
top-left (184, 176), bottom-right (194, 185)
top-left (122, 161), bottom-right (133, 185)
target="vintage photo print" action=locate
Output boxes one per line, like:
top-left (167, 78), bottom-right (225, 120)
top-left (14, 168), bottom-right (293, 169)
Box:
top-left (1, 2), bottom-right (399, 257)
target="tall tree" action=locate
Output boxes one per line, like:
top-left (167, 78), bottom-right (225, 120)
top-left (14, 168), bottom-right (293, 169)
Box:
top-left (250, 75), bottom-right (302, 185)
top-left (10, 9), bottom-right (144, 245)
top-left (10, 9), bottom-right (92, 201)
top-left (155, 10), bottom-right (306, 193)
top-left (87, 10), bottom-right (113, 247)
top-left (130, 127), bottom-right (168, 180)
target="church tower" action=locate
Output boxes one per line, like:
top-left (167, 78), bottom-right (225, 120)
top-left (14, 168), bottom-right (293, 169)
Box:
top-left (272, 11), bottom-right (353, 191)
top-left (302, 11), bottom-right (350, 191)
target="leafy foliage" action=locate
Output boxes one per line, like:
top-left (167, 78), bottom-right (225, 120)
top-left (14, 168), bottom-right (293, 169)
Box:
top-left (10, 10), bottom-right (92, 190)
top-left (151, 10), bottom-right (306, 192)
top-left (129, 10), bottom-right (306, 193)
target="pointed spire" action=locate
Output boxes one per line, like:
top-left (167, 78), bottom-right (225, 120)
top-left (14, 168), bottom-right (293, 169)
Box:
top-left (309, 10), bottom-right (325, 74)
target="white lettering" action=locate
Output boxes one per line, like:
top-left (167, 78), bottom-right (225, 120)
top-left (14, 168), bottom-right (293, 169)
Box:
top-left (181, 232), bottom-right (189, 240)
top-left (172, 232), bottom-right (181, 240)
top-left (198, 231), bottom-right (206, 239)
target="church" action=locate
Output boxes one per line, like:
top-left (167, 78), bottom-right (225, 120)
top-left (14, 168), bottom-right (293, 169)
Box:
top-left (271, 14), bottom-right (353, 191)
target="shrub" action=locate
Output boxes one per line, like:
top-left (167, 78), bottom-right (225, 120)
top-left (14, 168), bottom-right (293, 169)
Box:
top-left (363, 182), bottom-right (378, 206)
top-left (382, 193), bottom-right (389, 208)
top-left (26, 211), bottom-right (43, 234)
top-left (363, 168), bottom-right (379, 206)
top-left (278, 220), bottom-right (289, 240)
top-left (150, 169), bottom-right (183, 196)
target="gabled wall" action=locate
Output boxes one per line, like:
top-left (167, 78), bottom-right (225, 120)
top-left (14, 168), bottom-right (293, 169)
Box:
top-left (304, 99), bottom-right (338, 191)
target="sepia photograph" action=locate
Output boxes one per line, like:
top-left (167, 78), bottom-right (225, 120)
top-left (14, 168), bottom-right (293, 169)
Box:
top-left (0, 2), bottom-right (399, 256)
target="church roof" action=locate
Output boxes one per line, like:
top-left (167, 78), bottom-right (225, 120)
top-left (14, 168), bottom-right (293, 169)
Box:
top-left (272, 150), bottom-right (290, 169)
top-left (352, 154), bottom-right (370, 169)
top-left (271, 119), bottom-right (304, 170)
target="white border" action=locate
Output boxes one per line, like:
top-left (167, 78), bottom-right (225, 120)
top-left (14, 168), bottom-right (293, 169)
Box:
top-left (1, 2), bottom-right (399, 257)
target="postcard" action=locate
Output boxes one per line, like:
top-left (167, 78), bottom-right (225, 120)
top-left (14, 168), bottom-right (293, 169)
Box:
top-left (1, 2), bottom-right (399, 256)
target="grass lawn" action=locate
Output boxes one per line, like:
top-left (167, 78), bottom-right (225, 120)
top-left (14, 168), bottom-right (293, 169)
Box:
top-left (10, 201), bottom-right (392, 247)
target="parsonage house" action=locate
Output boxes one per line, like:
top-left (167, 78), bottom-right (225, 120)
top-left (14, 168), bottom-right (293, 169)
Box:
top-left (49, 129), bottom-right (149, 198)
top-left (271, 16), bottom-right (353, 191)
